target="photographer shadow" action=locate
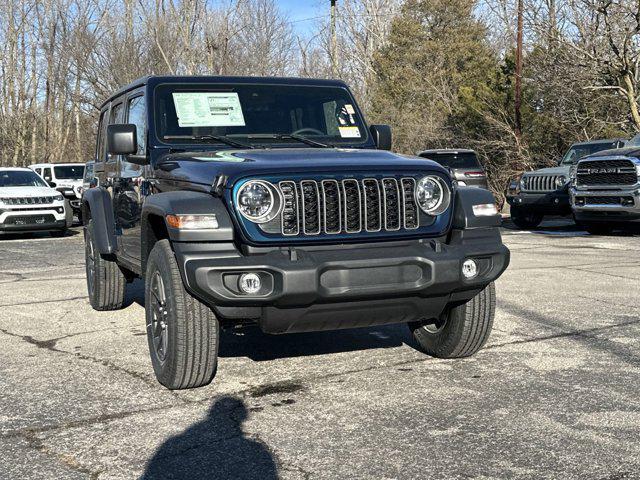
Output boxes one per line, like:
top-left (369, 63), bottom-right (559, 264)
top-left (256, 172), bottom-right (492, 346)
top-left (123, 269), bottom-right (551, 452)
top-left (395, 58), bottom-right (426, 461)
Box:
top-left (141, 396), bottom-right (277, 480)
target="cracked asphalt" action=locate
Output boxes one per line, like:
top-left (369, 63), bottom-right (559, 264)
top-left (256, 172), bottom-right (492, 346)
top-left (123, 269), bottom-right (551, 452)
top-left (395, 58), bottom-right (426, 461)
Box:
top-left (1, 219), bottom-right (639, 479)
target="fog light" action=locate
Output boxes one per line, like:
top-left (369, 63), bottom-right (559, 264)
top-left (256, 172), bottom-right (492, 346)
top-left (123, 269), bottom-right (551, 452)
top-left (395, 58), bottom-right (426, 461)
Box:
top-left (239, 273), bottom-right (262, 294)
top-left (462, 259), bottom-right (478, 279)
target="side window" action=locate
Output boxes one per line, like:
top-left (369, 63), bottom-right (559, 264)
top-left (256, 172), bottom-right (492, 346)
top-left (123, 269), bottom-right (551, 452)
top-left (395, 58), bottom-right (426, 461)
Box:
top-left (42, 167), bottom-right (52, 183)
top-left (127, 95), bottom-right (146, 155)
top-left (110, 103), bottom-right (123, 124)
top-left (107, 103), bottom-right (124, 162)
top-left (97, 109), bottom-right (108, 163)
top-left (35, 168), bottom-right (42, 176)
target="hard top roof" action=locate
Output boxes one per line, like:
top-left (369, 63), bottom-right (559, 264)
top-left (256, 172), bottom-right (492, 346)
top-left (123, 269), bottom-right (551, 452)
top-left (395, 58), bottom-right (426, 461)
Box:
top-left (0, 167), bottom-right (33, 172)
top-left (100, 75), bottom-right (350, 109)
top-left (418, 149), bottom-right (476, 155)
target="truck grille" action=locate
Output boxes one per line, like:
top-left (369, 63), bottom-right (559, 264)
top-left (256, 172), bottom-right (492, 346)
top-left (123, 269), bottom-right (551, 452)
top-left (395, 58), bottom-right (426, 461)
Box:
top-left (576, 159), bottom-right (637, 186)
top-left (521, 175), bottom-right (563, 192)
top-left (575, 196), bottom-right (634, 206)
top-left (0, 196), bottom-right (56, 205)
top-left (278, 178), bottom-right (420, 236)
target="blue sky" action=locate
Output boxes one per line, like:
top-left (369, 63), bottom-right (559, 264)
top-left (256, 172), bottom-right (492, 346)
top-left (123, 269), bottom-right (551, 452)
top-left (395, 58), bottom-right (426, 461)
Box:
top-left (277, 0), bottom-right (327, 34)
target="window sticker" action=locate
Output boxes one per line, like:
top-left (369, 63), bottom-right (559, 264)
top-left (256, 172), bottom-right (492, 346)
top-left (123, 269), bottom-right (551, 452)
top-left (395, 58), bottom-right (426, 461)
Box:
top-left (344, 104), bottom-right (356, 115)
top-left (338, 126), bottom-right (361, 138)
top-left (172, 92), bottom-right (246, 127)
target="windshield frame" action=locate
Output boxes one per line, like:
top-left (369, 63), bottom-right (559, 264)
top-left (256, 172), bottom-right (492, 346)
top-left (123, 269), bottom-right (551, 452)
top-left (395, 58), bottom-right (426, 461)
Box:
top-left (152, 82), bottom-right (374, 149)
top-left (0, 170), bottom-right (49, 188)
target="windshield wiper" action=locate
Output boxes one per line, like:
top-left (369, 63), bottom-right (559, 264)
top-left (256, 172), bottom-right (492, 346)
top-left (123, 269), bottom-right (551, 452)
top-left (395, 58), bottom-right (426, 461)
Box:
top-left (258, 133), bottom-right (332, 148)
top-left (163, 134), bottom-right (254, 149)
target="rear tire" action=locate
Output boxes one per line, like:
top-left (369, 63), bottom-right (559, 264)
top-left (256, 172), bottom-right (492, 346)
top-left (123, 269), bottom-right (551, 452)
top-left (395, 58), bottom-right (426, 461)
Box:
top-left (510, 206), bottom-right (543, 229)
top-left (85, 220), bottom-right (126, 310)
top-left (145, 239), bottom-right (219, 390)
top-left (408, 283), bottom-right (495, 358)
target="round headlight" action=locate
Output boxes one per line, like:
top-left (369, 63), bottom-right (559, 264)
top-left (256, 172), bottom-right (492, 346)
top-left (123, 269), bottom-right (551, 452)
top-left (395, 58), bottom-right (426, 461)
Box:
top-left (555, 176), bottom-right (567, 188)
top-left (415, 175), bottom-right (450, 215)
top-left (235, 180), bottom-right (282, 223)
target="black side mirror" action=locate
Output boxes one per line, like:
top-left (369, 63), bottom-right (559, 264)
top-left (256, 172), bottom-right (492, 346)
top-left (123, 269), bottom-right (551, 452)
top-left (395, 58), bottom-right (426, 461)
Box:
top-left (48, 181), bottom-right (56, 188)
top-left (107, 124), bottom-right (137, 155)
top-left (369, 124), bottom-right (392, 151)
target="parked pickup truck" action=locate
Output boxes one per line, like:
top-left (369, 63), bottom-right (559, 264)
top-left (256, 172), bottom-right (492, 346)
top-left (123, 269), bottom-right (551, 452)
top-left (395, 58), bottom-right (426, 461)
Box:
top-left (82, 75), bottom-right (510, 389)
top-left (570, 145), bottom-right (640, 234)
top-left (506, 139), bottom-right (625, 229)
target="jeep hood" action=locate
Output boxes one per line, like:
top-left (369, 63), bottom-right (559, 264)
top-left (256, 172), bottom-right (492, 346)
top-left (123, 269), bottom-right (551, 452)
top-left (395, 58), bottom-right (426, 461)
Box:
top-left (0, 186), bottom-right (60, 197)
top-left (155, 148), bottom-right (448, 187)
top-left (525, 165), bottom-right (571, 176)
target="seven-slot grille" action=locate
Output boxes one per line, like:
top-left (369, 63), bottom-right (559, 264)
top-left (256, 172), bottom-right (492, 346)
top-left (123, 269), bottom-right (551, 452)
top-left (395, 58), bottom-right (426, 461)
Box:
top-left (521, 175), bottom-right (563, 192)
top-left (576, 159), bottom-right (637, 186)
top-left (278, 178), bottom-right (421, 236)
top-left (0, 196), bottom-right (57, 206)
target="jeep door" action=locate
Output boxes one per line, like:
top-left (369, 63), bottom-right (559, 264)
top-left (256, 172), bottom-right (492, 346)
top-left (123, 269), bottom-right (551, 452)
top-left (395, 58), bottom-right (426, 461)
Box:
top-left (114, 91), bottom-right (147, 261)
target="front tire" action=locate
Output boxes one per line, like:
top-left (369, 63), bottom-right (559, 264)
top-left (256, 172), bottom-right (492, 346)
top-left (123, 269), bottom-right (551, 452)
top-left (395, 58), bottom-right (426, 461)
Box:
top-left (510, 206), bottom-right (543, 229)
top-left (408, 283), bottom-right (495, 358)
top-left (145, 239), bottom-right (220, 390)
top-left (85, 220), bottom-right (126, 310)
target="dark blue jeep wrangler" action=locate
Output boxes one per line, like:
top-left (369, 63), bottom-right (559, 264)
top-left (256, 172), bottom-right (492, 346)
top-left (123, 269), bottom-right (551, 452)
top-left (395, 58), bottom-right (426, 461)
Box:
top-left (83, 76), bottom-right (509, 389)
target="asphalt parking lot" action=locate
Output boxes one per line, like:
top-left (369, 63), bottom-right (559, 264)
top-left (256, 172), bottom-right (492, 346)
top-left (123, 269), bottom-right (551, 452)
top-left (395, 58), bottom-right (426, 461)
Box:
top-left (1, 219), bottom-right (639, 480)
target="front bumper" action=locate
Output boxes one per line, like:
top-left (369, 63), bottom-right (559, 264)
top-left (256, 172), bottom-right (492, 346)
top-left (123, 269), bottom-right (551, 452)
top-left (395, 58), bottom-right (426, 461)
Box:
top-left (570, 187), bottom-right (640, 222)
top-left (506, 191), bottom-right (571, 215)
top-left (0, 207), bottom-right (66, 232)
top-left (57, 189), bottom-right (82, 211)
top-left (173, 228), bottom-right (510, 333)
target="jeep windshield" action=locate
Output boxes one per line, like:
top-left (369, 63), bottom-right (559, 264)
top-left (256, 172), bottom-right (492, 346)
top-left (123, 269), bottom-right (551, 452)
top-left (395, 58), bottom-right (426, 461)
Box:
top-left (154, 83), bottom-right (369, 147)
top-left (0, 170), bottom-right (48, 187)
top-left (54, 165), bottom-right (85, 180)
top-left (560, 142), bottom-right (619, 165)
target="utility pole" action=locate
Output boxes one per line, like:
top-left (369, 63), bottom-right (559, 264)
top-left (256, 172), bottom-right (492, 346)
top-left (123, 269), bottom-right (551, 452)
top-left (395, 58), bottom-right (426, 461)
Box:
top-left (514, 0), bottom-right (523, 142)
top-left (330, 0), bottom-right (338, 77)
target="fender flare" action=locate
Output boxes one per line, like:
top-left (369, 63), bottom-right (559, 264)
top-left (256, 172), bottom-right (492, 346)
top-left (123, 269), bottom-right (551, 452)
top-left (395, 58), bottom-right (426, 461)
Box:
top-left (141, 191), bottom-right (234, 243)
top-left (82, 187), bottom-right (117, 254)
top-left (452, 187), bottom-right (501, 229)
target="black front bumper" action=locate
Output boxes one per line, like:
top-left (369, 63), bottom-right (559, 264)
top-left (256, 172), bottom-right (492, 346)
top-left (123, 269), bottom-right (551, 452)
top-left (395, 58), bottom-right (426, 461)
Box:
top-left (173, 228), bottom-right (510, 333)
top-left (506, 191), bottom-right (571, 215)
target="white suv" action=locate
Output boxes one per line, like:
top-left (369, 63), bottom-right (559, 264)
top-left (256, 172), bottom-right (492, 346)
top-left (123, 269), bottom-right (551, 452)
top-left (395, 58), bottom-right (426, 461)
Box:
top-left (0, 168), bottom-right (69, 236)
top-left (29, 163), bottom-right (85, 220)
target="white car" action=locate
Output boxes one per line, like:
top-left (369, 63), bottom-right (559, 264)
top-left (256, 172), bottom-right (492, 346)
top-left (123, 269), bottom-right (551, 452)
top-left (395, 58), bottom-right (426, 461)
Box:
top-left (29, 163), bottom-right (85, 219)
top-left (0, 168), bottom-right (69, 236)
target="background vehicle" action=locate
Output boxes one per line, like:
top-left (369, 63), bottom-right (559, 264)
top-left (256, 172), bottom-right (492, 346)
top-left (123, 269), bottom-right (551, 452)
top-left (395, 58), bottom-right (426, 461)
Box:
top-left (29, 163), bottom-right (85, 221)
top-left (83, 75), bottom-right (510, 390)
top-left (0, 168), bottom-right (68, 236)
top-left (506, 138), bottom-right (626, 229)
top-left (82, 161), bottom-right (96, 191)
top-left (570, 145), bottom-right (640, 234)
top-left (417, 149), bottom-right (489, 190)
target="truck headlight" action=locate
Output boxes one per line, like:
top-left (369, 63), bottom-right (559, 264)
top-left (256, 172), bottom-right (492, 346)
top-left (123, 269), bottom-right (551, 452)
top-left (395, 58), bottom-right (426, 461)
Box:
top-left (236, 180), bottom-right (282, 223)
top-left (555, 176), bottom-right (567, 188)
top-left (415, 175), bottom-right (450, 215)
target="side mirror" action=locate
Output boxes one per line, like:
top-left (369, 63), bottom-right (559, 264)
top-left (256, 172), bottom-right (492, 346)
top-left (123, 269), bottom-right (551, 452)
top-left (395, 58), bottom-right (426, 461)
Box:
top-left (48, 181), bottom-right (56, 188)
top-left (107, 124), bottom-right (137, 155)
top-left (369, 124), bottom-right (392, 151)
